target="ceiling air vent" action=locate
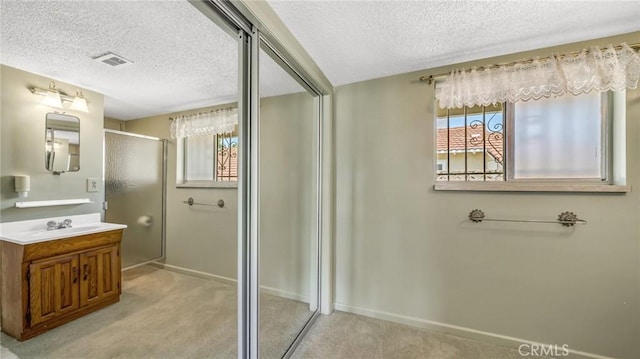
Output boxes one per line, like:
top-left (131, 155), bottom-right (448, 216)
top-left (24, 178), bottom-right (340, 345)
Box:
top-left (92, 52), bottom-right (133, 68)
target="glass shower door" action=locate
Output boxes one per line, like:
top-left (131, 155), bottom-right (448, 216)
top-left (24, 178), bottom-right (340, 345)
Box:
top-left (104, 130), bottom-right (166, 268)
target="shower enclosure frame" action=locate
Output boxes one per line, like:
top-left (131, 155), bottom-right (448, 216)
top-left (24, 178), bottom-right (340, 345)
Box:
top-left (103, 129), bottom-right (168, 268)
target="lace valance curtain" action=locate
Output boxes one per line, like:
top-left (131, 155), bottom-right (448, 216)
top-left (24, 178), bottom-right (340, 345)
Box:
top-left (170, 107), bottom-right (238, 139)
top-left (435, 42), bottom-right (640, 109)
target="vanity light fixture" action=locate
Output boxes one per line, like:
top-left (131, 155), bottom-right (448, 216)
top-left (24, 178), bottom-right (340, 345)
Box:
top-left (70, 90), bottom-right (89, 113)
top-left (30, 82), bottom-right (89, 113)
top-left (37, 82), bottom-right (64, 109)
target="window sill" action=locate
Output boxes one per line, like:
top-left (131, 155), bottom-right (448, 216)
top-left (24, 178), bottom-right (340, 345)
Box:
top-left (433, 182), bottom-right (631, 193)
top-left (177, 181), bottom-right (238, 189)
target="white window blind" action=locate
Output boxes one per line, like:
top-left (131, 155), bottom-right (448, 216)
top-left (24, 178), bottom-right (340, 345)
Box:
top-left (512, 92), bottom-right (603, 179)
top-left (185, 135), bottom-right (215, 181)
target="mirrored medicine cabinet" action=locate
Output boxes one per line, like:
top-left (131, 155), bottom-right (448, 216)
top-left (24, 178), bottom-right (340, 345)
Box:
top-left (45, 112), bottom-right (80, 174)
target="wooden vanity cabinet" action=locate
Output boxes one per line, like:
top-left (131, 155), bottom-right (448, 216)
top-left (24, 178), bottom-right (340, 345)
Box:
top-left (1, 229), bottom-right (123, 341)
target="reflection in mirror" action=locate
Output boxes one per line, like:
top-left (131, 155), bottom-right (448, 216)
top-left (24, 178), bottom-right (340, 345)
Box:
top-left (4, 0), bottom-right (243, 357)
top-left (259, 43), bottom-right (319, 357)
top-left (45, 112), bottom-right (80, 174)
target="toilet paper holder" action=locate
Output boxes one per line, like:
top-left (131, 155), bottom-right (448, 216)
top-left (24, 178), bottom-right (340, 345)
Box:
top-left (137, 215), bottom-right (153, 227)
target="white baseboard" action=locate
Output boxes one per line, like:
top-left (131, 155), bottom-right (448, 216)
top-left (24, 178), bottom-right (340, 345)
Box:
top-left (260, 285), bottom-right (309, 303)
top-left (149, 262), bottom-right (309, 303)
top-left (148, 262), bottom-right (237, 286)
top-left (334, 303), bottom-right (614, 359)
top-left (122, 257), bottom-right (164, 271)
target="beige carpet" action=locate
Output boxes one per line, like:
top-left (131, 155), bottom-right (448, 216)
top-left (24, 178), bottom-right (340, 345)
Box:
top-left (1, 265), bottom-right (312, 359)
top-left (2, 266), bottom-right (529, 359)
top-left (291, 311), bottom-right (526, 359)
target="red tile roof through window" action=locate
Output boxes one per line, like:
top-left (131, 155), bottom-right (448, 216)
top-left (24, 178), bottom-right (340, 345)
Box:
top-left (437, 126), bottom-right (504, 164)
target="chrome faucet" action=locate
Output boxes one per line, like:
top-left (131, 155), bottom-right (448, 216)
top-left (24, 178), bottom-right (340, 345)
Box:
top-left (46, 219), bottom-right (72, 230)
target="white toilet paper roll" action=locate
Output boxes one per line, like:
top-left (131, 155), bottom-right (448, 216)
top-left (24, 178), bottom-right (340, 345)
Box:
top-left (137, 215), bottom-right (153, 227)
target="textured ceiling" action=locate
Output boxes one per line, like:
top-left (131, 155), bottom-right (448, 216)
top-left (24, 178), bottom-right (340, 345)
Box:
top-left (268, 0), bottom-right (640, 87)
top-left (3, 1), bottom-right (638, 121)
top-left (0, 0), bottom-right (302, 120)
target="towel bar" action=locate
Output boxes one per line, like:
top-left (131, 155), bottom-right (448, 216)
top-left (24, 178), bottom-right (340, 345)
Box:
top-left (468, 209), bottom-right (587, 227)
top-left (183, 197), bottom-right (225, 208)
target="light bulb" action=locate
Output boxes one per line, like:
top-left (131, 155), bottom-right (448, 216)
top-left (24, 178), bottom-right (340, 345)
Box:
top-left (70, 89), bottom-right (89, 113)
top-left (41, 82), bottom-right (63, 109)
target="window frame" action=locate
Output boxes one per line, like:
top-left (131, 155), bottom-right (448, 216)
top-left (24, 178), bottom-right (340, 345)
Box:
top-left (433, 91), bottom-right (630, 193)
top-left (176, 133), bottom-right (238, 189)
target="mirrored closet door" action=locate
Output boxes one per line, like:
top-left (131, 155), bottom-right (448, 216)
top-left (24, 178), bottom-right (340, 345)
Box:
top-left (257, 40), bottom-right (321, 358)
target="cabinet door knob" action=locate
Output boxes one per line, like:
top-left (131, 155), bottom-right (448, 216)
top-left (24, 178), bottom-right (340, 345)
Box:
top-left (82, 264), bottom-right (89, 281)
top-left (72, 267), bottom-right (78, 283)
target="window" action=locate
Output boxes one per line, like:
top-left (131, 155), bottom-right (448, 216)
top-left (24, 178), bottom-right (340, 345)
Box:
top-left (179, 132), bottom-right (238, 187)
top-left (214, 133), bottom-right (238, 181)
top-left (436, 91), bottom-right (620, 187)
top-left (510, 92), bottom-right (604, 180)
top-left (436, 103), bottom-right (505, 181)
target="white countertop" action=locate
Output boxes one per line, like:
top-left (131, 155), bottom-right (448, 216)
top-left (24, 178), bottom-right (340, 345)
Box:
top-left (0, 213), bottom-right (127, 245)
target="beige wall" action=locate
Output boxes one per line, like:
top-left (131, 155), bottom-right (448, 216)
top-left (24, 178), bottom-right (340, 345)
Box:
top-left (333, 32), bottom-right (640, 358)
top-left (125, 103), bottom-right (238, 280)
top-left (260, 92), bottom-right (316, 299)
top-left (125, 92), bottom-right (316, 301)
top-left (0, 65), bottom-right (105, 222)
top-left (104, 117), bottom-right (125, 131)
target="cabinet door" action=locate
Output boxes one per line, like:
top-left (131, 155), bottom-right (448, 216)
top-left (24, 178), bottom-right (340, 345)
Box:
top-left (29, 254), bottom-right (80, 326)
top-left (80, 245), bottom-right (119, 306)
